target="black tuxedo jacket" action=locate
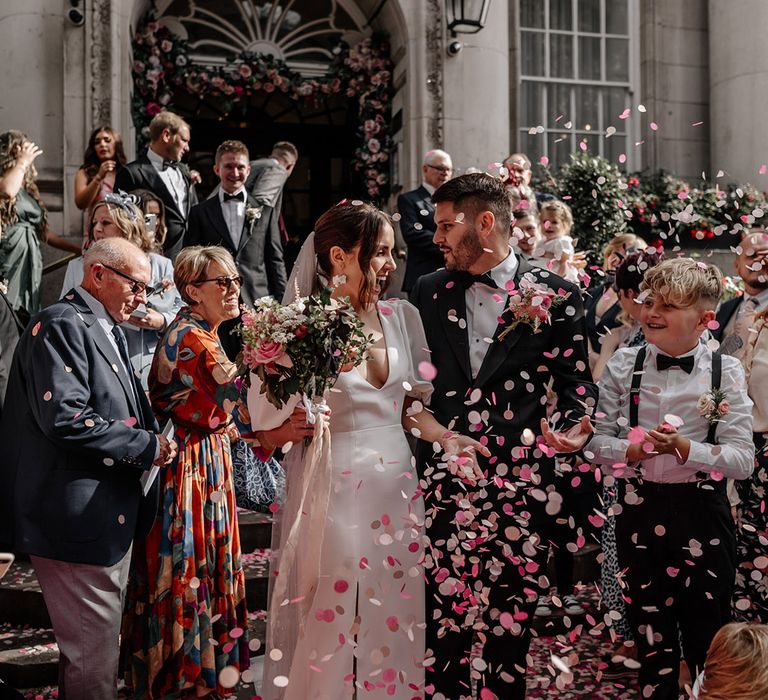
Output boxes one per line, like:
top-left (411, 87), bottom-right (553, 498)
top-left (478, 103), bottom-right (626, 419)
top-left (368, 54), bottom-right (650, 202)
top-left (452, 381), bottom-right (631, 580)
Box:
top-left (0, 290), bottom-right (160, 564)
top-left (411, 259), bottom-right (597, 482)
top-left (713, 296), bottom-right (741, 341)
top-left (184, 193), bottom-right (287, 305)
top-left (115, 153), bottom-right (198, 260)
top-left (397, 185), bottom-right (443, 293)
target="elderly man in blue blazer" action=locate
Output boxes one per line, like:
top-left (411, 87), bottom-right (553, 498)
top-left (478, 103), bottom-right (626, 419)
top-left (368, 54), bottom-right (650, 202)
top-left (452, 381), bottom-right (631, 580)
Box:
top-left (0, 237), bottom-right (177, 700)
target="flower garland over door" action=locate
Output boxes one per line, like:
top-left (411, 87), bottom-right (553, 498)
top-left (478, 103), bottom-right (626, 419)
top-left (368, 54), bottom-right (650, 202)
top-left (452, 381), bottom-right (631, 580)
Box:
top-left (131, 12), bottom-right (393, 201)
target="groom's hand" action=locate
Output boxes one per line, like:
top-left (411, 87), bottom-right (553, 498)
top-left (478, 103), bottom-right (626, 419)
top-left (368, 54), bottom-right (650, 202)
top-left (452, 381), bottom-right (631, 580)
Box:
top-left (439, 432), bottom-right (491, 484)
top-left (540, 415), bottom-right (593, 454)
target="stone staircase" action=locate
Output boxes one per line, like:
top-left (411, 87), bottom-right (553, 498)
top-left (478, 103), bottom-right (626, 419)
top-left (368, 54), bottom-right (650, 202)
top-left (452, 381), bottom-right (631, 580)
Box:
top-left (0, 510), bottom-right (273, 694)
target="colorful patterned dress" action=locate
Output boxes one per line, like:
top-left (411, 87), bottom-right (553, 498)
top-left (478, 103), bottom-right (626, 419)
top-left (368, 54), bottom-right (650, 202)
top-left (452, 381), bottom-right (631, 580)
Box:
top-left (121, 308), bottom-right (250, 699)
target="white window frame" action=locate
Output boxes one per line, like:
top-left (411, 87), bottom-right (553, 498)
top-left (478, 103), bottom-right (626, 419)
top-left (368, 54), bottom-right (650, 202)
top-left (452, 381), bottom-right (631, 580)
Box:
top-left (517, 0), bottom-right (641, 172)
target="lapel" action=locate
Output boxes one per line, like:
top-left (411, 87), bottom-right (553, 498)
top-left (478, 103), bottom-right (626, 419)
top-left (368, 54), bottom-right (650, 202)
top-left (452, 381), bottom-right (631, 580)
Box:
top-left (238, 194), bottom-right (261, 254)
top-left (436, 275), bottom-right (472, 383)
top-left (64, 290), bottom-right (143, 420)
top-left (136, 154), bottom-right (182, 218)
top-left (204, 197), bottom-right (237, 253)
top-left (415, 185), bottom-right (434, 214)
top-left (473, 257), bottom-right (535, 388)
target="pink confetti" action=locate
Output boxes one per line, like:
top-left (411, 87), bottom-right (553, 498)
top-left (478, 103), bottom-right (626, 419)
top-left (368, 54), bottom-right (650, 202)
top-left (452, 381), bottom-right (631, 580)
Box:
top-left (418, 361), bottom-right (438, 381)
top-left (539, 155), bottom-right (549, 166)
top-left (334, 579), bottom-right (349, 593)
top-left (627, 426), bottom-right (646, 444)
top-left (618, 154), bottom-right (627, 164)
top-left (666, 567), bottom-right (680, 577)
top-left (760, 164), bottom-right (767, 175)
top-left (619, 108), bottom-right (631, 120)
top-left (707, 319), bottom-right (720, 330)
top-left (378, 303), bottom-right (393, 316)
top-left (650, 122), bottom-right (659, 131)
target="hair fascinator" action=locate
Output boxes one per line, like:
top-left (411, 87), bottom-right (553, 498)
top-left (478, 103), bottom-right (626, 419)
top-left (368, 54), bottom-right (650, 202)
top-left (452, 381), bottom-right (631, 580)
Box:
top-left (102, 190), bottom-right (140, 220)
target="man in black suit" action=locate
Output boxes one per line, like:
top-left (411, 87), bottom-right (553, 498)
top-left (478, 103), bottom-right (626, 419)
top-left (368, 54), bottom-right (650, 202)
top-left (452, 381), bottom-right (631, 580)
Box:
top-left (411, 173), bottom-right (597, 699)
top-left (115, 111), bottom-right (198, 260)
top-left (0, 238), bottom-right (177, 698)
top-left (714, 231), bottom-right (768, 357)
top-left (185, 140), bottom-right (287, 358)
top-left (397, 149), bottom-right (453, 295)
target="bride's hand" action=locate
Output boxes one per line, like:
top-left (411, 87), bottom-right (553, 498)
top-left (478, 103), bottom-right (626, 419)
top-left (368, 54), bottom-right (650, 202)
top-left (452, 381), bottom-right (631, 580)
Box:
top-left (258, 407), bottom-right (316, 451)
top-left (439, 432), bottom-right (491, 484)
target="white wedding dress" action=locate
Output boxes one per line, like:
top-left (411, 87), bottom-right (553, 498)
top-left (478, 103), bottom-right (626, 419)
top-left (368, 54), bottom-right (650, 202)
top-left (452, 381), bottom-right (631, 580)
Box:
top-left (255, 299), bottom-right (431, 700)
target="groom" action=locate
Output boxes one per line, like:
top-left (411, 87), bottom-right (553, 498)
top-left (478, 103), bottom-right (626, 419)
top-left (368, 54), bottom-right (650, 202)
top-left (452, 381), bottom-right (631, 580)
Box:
top-left (411, 173), bottom-right (597, 699)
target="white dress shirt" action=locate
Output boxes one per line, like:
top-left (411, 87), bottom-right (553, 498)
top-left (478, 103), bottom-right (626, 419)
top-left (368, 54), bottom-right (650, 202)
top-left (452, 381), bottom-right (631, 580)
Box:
top-left (589, 342), bottom-right (754, 483)
top-left (147, 147), bottom-right (188, 215)
top-left (218, 187), bottom-right (246, 249)
top-left (465, 249), bottom-right (518, 378)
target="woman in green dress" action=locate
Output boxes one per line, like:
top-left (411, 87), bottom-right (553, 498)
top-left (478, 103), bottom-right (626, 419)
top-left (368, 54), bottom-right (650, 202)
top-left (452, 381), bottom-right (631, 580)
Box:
top-left (0, 130), bottom-right (80, 315)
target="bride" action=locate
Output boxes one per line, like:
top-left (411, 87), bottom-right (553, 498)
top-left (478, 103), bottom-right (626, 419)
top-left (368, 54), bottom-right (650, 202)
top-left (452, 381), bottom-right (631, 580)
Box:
top-left (253, 201), bottom-right (488, 699)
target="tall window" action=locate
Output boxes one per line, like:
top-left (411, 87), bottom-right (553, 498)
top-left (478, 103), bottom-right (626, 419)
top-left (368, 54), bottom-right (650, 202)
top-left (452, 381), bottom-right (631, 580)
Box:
top-left (518, 0), bottom-right (638, 170)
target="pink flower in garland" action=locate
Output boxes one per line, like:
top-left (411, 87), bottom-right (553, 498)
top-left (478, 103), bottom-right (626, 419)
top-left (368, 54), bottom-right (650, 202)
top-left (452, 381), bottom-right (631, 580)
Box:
top-left (239, 64), bottom-right (253, 78)
top-left (146, 102), bottom-right (162, 116)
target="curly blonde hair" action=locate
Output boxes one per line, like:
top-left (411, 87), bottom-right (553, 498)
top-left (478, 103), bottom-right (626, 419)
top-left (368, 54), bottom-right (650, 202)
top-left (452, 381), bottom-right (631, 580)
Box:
top-left (699, 623), bottom-right (768, 699)
top-left (640, 257), bottom-right (722, 310)
top-left (0, 130), bottom-right (48, 236)
top-left (89, 200), bottom-right (157, 253)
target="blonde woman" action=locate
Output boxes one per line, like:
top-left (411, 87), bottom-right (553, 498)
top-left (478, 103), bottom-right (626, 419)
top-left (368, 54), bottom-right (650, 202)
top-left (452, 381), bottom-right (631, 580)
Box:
top-left (61, 191), bottom-right (181, 387)
top-left (0, 130), bottom-right (80, 314)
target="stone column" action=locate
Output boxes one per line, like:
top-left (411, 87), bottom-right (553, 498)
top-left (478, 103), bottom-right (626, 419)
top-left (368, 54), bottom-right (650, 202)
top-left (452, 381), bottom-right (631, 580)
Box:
top-left (709, 0), bottom-right (768, 184)
top-left (442, 0), bottom-right (510, 172)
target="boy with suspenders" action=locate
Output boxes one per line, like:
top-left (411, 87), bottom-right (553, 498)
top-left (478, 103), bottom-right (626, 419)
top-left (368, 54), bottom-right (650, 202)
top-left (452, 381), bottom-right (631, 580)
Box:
top-left (589, 258), bottom-right (755, 699)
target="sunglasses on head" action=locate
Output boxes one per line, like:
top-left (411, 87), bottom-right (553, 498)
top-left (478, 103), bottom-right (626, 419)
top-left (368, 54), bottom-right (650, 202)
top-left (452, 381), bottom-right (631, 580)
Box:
top-left (194, 275), bottom-right (243, 291)
top-left (101, 264), bottom-right (155, 296)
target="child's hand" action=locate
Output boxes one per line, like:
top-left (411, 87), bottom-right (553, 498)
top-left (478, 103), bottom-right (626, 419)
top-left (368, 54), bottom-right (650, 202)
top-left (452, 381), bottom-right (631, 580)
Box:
top-left (647, 427), bottom-right (691, 464)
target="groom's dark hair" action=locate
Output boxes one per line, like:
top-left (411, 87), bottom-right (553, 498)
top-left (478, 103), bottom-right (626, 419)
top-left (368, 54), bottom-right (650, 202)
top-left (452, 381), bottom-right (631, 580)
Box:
top-left (432, 173), bottom-right (512, 235)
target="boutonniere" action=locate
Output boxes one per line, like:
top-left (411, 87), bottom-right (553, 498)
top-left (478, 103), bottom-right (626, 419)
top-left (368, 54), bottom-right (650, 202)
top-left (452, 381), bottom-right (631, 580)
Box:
top-left (246, 206), bottom-right (263, 226)
top-left (697, 388), bottom-right (730, 424)
top-left (498, 275), bottom-right (570, 340)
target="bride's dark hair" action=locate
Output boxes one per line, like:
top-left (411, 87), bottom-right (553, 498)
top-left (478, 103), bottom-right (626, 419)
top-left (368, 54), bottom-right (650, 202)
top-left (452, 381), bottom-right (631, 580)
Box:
top-left (313, 200), bottom-right (391, 305)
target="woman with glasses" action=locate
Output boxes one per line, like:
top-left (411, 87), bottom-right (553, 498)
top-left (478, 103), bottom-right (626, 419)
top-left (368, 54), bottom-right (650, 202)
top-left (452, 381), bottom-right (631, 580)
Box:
top-left (122, 246), bottom-right (312, 700)
top-left (61, 191), bottom-right (182, 387)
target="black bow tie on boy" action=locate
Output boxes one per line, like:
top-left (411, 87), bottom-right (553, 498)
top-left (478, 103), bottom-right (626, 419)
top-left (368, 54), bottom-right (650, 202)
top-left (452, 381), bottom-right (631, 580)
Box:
top-left (223, 191), bottom-right (246, 203)
top-left (656, 353), bottom-right (694, 374)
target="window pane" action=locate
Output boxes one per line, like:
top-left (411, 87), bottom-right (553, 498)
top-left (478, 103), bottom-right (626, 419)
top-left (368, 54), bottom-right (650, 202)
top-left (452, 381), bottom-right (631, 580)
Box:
top-left (574, 84), bottom-right (600, 129)
top-left (521, 31), bottom-right (545, 76)
top-left (605, 87), bottom-right (629, 124)
top-left (548, 132), bottom-right (572, 170)
top-left (606, 133), bottom-right (628, 167)
top-left (521, 81), bottom-right (543, 127)
top-left (606, 0), bottom-right (628, 35)
top-left (520, 0), bottom-right (545, 28)
top-left (578, 36), bottom-right (601, 79)
top-left (578, 0), bottom-right (600, 32)
top-left (549, 0), bottom-right (573, 30)
top-left (547, 83), bottom-right (572, 123)
top-left (520, 132), bottom-right (545, 164)
top-left (606, 38), bottom-right (629, 81)
top-left (577, 132), bottom-right (601, 156)
top-left (550, 34), bottom-right (574, 78)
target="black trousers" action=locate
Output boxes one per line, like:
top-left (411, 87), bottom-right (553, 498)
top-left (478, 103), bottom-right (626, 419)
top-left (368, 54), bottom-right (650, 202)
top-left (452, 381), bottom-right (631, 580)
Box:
top-left (424, 479), bottom-right (552, 700)
top-left (615, 480), bottom-right (736, 700)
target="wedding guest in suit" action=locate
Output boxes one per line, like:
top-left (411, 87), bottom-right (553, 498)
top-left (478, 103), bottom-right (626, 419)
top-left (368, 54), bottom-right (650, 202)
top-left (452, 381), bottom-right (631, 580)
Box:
top-left (115, 111), bottom-right (197, 260)
top-left (73, 126), bottom-right (127, 239)
top-left (713, 230), bottom-right (768, 357)
top-left (244, 140), bottom-right (298, 216)
top-left (0, 131), bottom-right (81, 316)
top-left (397, 149), bottom-right (453, 295)
top-left (0, 237), bottom-right (178, 700)
top-left (503, 151), bottom-right (555, 207)
top-left (411, 173), bottom-right (597, 699)
top-left (185, 139), bottom-right (286, 358)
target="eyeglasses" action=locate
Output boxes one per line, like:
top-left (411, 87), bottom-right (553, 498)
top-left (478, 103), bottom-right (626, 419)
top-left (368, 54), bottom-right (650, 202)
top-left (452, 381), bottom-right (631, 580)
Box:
top-left (194, 275), bottom-right (243, 291)
top-left (425, 164), bottom-right (453, 175)
top-left (101, 264), bottom-right (155, 296)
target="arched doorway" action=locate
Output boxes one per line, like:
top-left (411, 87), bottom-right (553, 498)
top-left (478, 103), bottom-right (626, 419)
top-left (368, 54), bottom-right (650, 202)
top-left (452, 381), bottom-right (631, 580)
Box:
top-left (130, 0), bottom-right (394, 259)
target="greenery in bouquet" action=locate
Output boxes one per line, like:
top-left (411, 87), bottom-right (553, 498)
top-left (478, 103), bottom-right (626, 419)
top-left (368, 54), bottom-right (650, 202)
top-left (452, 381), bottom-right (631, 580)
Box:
top-left (237, 288), bottom-right (370, 409)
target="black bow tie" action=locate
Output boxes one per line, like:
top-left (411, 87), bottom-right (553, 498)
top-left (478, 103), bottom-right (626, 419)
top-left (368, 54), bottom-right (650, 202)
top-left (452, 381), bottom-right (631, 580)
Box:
top-left (457, 271), bottom-right (499, 289)
top-left (656, 353), bottom-right (694, 374)
top-left (162, 159), bottom-right (180, 171)
top-left (223, 191), bottom-right (245, 203)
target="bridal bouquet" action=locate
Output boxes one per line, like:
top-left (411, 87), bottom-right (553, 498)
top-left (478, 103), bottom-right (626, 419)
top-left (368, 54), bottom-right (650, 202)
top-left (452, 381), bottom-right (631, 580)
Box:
top-left (238, 287), bottom-right (370, 411)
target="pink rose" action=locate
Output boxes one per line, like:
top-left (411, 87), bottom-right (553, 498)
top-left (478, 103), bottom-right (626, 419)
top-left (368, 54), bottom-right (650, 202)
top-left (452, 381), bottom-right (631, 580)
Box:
top-left (252, 340), bottom-right (291, 367)
top-left (239, 64), bottom-right (253, 78)
top-left (146, 102), bottom-right (162, 117)
top-left (161, 40), bottom-right (173, 53)
top-left (718, 400), bottom-right (731, 416)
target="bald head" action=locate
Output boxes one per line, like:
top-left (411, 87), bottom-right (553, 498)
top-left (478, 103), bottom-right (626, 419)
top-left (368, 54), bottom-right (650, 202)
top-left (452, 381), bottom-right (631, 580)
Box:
top-left (82, 238), bottom-right (152, 323)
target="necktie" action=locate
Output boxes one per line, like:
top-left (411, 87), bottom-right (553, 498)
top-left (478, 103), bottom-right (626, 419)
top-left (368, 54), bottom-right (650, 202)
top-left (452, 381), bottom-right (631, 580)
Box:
top-left (656, 353), bottom-right (694, 374)
top-left (223, 191), bottom-right (245, 203)
top-left (111, 325), bottom-right (132, 373)
top-left (162, 159), bottom-right (179, 171)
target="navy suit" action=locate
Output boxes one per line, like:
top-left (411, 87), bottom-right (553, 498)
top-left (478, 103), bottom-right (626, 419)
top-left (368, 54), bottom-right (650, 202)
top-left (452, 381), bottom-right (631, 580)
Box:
top-left (397, 185), bottom-right (443, 293)
top-left (713, 296), bottom-right (741, 341)
top-left (0, 290), bottom-right (159, 565)
top-left (115, 154), bottom-right (198, 260)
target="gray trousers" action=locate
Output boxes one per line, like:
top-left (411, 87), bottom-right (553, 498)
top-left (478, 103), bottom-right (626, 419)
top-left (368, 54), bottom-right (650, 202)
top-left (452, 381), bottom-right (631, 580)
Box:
top-left (31, 548), bottom-right (131, 700)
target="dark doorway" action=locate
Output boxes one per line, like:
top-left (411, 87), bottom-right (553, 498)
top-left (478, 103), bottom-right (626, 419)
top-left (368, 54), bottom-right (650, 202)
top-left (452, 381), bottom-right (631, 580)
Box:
top-left (172, 88), bottom-right (362, 268)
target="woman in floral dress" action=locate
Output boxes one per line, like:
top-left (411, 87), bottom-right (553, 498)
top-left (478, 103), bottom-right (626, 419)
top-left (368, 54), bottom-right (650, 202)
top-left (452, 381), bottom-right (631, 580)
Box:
top-left (122, 246), bottom-right (311, 699)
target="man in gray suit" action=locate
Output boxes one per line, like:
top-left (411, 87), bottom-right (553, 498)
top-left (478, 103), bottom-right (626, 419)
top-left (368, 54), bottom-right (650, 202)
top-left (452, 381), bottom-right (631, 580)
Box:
top-left (244, 140), bottom-right (298, 217)
top-left (0, 238), bottom-right (177, 699)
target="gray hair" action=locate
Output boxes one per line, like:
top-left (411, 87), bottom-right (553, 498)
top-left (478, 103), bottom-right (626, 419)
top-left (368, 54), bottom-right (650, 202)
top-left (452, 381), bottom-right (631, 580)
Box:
top-left (83, 237), bottom-right (148, 271)
top-left (423, 149), bottom-right (452, 167)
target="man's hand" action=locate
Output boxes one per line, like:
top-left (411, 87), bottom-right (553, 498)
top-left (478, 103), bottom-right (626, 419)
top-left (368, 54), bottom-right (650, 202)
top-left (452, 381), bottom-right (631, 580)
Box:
top-left (540, 414), bottom-right (593, 453)
top-left (154, 433), bottom-right (178, 466)
top-left (439, 432), bottom-right (491, 484)
top-left (126, 308), bottom-right (165, 331)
